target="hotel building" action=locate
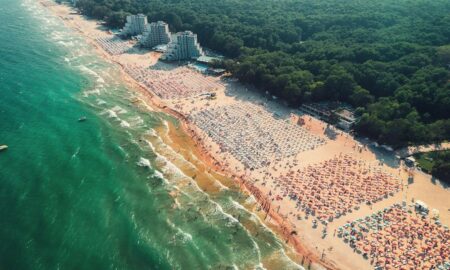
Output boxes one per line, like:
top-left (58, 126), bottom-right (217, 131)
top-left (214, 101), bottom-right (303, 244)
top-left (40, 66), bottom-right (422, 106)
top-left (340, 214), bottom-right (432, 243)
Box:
top-left (139, 21), bottom-right (171, 48)
top-left (162, 31), bottom-right (204, 61)
top-left (121, 14), bottom-right (148, 37)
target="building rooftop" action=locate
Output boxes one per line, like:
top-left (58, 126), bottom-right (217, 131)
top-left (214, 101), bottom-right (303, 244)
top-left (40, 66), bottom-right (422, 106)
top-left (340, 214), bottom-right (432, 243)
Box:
top-left (334, 108), bottom-right (356, 122)
top-left (197, 56), bottom-right (221, 64)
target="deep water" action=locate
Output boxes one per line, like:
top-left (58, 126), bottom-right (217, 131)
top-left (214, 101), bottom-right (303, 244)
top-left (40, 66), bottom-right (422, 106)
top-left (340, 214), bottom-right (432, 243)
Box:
top-left (0, 0), bottom-right (302, 269)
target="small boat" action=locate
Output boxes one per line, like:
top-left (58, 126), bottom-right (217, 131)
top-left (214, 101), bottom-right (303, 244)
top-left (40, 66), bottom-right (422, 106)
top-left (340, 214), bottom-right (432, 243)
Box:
top-left (0, 145), bottom-right (8, 151)
top-left (78, 116), bottom-right (87, 122)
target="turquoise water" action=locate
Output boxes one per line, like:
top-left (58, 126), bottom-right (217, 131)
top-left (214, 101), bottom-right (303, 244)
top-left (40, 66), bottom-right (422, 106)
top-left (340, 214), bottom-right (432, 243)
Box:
top-left (0, 0), bottom-right (302, 269)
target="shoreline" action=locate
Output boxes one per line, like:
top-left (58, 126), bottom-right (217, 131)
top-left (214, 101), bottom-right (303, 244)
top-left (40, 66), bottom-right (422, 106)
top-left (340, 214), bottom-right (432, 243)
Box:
top-left (40, 3), bottom-right (332, 269)
top-left (39, 2), bottom-right (325, 268)
top-left (39, 2), bottom-right (450, 270)
top-left (116, 41), bottom-right (332, 270)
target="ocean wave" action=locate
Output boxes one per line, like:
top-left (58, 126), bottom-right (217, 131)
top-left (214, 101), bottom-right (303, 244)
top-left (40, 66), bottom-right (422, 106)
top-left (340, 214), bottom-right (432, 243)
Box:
top-left (144, 129), bottom-right (157, 137)
top-left (152, 169), bottom-right (164, 179)
top-left (56, 40), bottom-right (75, 48)
top-left (137, 157), bottom-right (151, 168)
top-left (149, 169), bottom-right (170, 186)
top-left (161, 120), bottom-right (170, 135)
top-left (83, 88), bottom-right (101, 97)
top-left (70, 147), bottom-right (80, 160)
top-left (245, 195), bottom-right (257, 205)
top-left (128, 116), bottom-right (144, 126)
top-left (111, 105), bottom-right (127, 114)
top-left (96, 99), bottom-right (107, 106)
top-left (77, 64), bottom-right (107, 86)
top-left (170, 227), bottom-right (193, 246)
top-left (144, 139), bottom-right (156, 152)
top-left (96, 77), bottom-right (105, 84)
top-left (229, 198), bottom-right (248, 212)
top-left (150, 135), bottom-right (197, 172)
top-left (120, 120), bottom-right (130, 128)
top-left (155, 154), bottom-right (188, 180)
top-left (78, 65), bottom-right (99, 76)
top-left (100, 109), bottom-right (117, 118)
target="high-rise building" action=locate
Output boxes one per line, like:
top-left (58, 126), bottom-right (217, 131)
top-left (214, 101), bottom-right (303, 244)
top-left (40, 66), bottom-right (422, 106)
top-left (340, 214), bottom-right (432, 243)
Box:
top-left (162, 31), bottom-right (204, 61)
top-left (139, 21), bottom-right (171, 48)
top-left (121, 14), bottom-right (148, 37)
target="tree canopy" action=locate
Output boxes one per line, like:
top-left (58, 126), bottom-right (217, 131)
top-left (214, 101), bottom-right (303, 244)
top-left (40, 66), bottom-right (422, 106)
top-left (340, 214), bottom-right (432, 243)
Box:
top-left (415, 151), bottom-right (450, 183)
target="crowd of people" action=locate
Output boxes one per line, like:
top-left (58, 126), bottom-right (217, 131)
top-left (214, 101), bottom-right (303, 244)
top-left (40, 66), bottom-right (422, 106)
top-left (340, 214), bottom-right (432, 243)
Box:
top-left (95, 36), bottom-right (132, 55)
top-left (275, 154), bottom-right (401, 222)
top-left (190, 103), bottom-right (325, 169)
top-left (338, 204), bottom-right (449, 270)
top-left (124, 64), bottom-right (220, 99)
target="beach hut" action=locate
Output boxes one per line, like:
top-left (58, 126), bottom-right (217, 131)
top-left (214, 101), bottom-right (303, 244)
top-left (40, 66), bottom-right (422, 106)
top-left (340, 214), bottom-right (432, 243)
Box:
top-left (405, 157), bottom-right (416, 167)
top-left (431, 209), bottom-right (440, 219)
top-left (415, 200), bottom-right (429, 214)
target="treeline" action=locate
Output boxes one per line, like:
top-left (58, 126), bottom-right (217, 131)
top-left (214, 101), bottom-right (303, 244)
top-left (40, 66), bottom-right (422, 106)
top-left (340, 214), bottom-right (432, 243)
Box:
top-left (416, 151), bottom-right (450, 183)
top-left (432, 152), bottom-right (450, 183)
top-left (73, 0), bottom-right (450, 147)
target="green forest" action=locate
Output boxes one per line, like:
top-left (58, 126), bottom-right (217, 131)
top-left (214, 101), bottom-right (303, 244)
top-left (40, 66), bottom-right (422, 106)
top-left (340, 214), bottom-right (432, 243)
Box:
top-left (74, 0), bottom-right (450, 148)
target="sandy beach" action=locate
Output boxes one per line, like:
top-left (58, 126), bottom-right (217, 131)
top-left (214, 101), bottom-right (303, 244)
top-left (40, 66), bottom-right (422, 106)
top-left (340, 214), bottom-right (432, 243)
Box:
top-left (41, 2), bottom-right (450, 269)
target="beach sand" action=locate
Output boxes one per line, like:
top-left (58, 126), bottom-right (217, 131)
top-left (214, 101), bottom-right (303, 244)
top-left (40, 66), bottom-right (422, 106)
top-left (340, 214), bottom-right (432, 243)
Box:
top-left (42, 3), bottom-right (450, 269)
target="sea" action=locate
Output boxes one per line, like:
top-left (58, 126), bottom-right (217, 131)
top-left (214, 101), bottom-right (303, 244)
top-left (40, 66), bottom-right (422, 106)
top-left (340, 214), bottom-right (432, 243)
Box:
top-left (0, 0), bottom-right (303, 269)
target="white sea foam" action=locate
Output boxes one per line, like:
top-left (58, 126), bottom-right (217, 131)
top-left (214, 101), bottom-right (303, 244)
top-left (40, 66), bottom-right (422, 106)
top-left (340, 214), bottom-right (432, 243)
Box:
top-left (70, 147), bottom-right (80, 160)
top-left (96, 99), bottom-right (107, 106)
top-left (161, 120), bottom-right (170, 135)
top-left (150, 136), bottom-right (197, 172)
top-left (77, 65), bottom-right (107, 86)
top-left (111, 105), bottom-right (127, 114)
top-left (144, 140), bottom-right (156, 152)
top-left (174, 227), bottom-right (193, 244)
top-left (102, 109), bottom-right (117, 118)
top-left (129, 116), bottom-right (144, 126)
top-left (254, 263), bottom-right (267, 270)
top-left (147, 168), bottom-right (169, 185)
top-left (214, 203), bottom-right (239, 226)
top-left (245, 195), bottom-right (257, 205)
top-left (155, 154), bottom-right (187, 179)
top-left (57, 40), bottom-right (75, 48)
top-left (137, 157), bottom-right (151, 168)
top-left (78, 65), bottom-right (98, 76)
top-left (83, 88), bottom-right (101, 97)
top-left (144, 129), bottom-right (157, 137)
top-left (152, 169), bottom-right (164, 179)
top-left (230, 198), bottom-right (248, 212)
top-left (211, 176), bottom-right (229, 191)
top-left (120, 120), bottom-right (130, 128)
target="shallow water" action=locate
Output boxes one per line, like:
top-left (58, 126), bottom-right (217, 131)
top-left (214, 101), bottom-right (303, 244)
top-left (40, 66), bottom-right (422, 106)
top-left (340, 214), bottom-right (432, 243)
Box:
top-left (0, 0), bottom-right (303, 269)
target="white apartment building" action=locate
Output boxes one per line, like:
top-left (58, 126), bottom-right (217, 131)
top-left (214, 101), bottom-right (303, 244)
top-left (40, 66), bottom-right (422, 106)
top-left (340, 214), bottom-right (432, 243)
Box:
top-left (162, 31), bottom-right (204, 61)
top-left (121, 14), bottom-right (148, 37)
top-left (139, 21), bottom-right (171, 48)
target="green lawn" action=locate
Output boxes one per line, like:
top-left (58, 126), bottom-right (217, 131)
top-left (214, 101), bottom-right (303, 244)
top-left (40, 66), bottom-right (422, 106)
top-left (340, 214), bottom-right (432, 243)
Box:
top-left (414, 154), bottom-right (434, 173)
top-left (414, 150), bottom-right (450, 174)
